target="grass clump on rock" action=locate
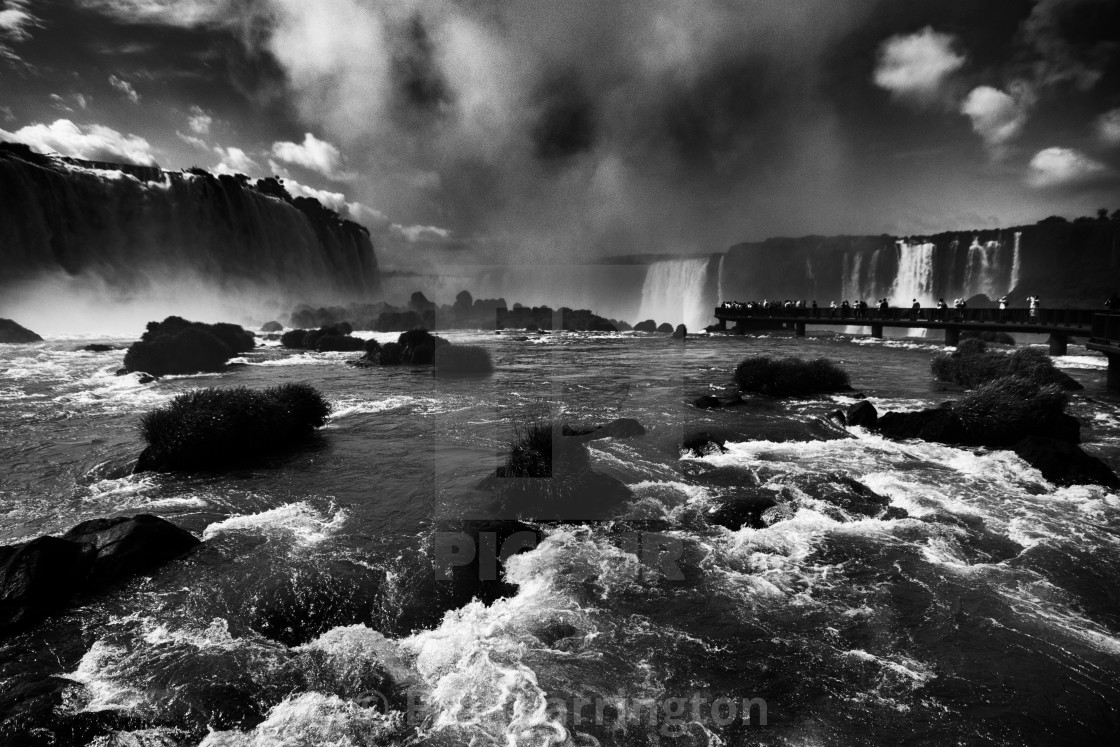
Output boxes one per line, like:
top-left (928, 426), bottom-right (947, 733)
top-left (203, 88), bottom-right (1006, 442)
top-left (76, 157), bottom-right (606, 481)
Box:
top-left (953, 376), bottom-right (1072, 447)
top-left (734, 356), bottom-right (851, 397)
top-left (931, 340), bottom-right (1081, 390)
top-left (135, 383), bottom-right (331, 472)
top-left (435, 345), bottom-right (493, 376)
top-left (281, 324), bottom-right (364, 352)
top-left (123, 316), bottom-right (255, 376)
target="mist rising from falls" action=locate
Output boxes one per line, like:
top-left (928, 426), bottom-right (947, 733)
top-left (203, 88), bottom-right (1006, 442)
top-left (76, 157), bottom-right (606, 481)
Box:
top-left (638, 258), bottom-right (715, 329)
top-left (890, 241), bottom-right (937, 305)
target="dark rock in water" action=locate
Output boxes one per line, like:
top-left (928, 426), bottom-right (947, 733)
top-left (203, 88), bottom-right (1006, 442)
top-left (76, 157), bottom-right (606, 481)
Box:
top-left (264, 333), bottom-right (281, 341)
top-left (681, 429), bottom-right (731, 455)
top-left (882, 506), bottom-right (909, 520)
top-left (827, 409), bottom-right (846, 425)
top-left (633, 320), bottom-right (658, 332)
top-left (315, 334), bottom-right (365, 352)
top-left (0, 319), bottom-right (43, 344)
top-left (0, 515), bottom-right (198, 637)
top-left (693, 395), bottom-right (722, 409)
top-left (123, 316), bottom-right (255, 376)
top-left (564, 418), bottom-right (646, 442)
top-left (876, 408), bottom-right (964, 444)
top-left (0, 537), bottom-right (94, 634)
top-left (137, 374), bottom-right (157, 384)
top-left (1012, 436), bottom-right (1120, 488)
top-left (80, 344), bottom-right (115, 352)
top-left (261, 320), bottom-right (283, 332)
top-left (61, 515), bottom-right (201, 589)
top-left (787, 472), bottom-right (891, 519)
top-left (437, 519), bottom-right (542, 607)
top-left (672, 324), bottom-right (687, 339)
top-left (656, 322), bottom-right (674, 334)
top-left (846, 400), bottom-right (878, 428)
top-left (707, 490), bottom-right (778, 530)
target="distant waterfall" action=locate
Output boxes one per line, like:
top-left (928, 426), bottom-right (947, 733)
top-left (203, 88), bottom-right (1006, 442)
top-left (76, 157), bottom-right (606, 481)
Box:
top-left (891, 241), bottom-right (936, 305)
top-left (841, 249), bottom-right (881, 303)
top-left (716, 254), bottom-right (726, 307)
top-left (963, 236), bottom-right (1007, 299)
top-left (1010, 232), bottom-right (1022, 291)
top-left (638, 258), bottom-right (714, 329)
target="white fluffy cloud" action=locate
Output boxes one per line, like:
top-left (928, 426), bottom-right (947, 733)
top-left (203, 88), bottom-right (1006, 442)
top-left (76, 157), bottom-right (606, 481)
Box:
top-left (212, 145), bottom-right (259, 175)
top-left (960, 85), bottom-right (1030, 156)
top-left (1027, 147), bottom-right (1108, 188)
top-left (873, 27), bottom-right (965, 106)
top-left (188, 105), bottom-right (212, 135)
top-left (0, 118), bottom-right (156, 165)
top-left (270, 133), bottom-right (352, 181)
top-left (1097, 108), bottom-right (1120, 147)
top-left (108, 74), bottom-right (140, 104)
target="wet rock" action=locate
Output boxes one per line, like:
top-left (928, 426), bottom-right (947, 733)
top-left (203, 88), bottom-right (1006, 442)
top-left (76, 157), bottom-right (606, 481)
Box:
top-left (1012, 436), bottom-right (1120, 488)
top-left (876, 408), bottom-right (964, 444)
top-left (828, 409), bottom-right (846, 426)
top-left (681, 429), bottom-right (730, 455)
top-left (881, 506), bottom-right (909, 520)
top-left (0, 537), bottom-right (95, 634)
top-left (846, 400), bottom-right (878, 428)
top-left (786, 472), bottom-right (891, 518)
top-left (137, 374), bottom-right (156, 384)
top-left (62, 514), bottom-right (201, 588)
top-left (80, 344), bottom-right (115, 352)
top-left (693, 395), bottom-right (722, 409)
top-left (0, 515), bottom-right (199, 638)
top-left (706, 490), bottom-right (778, 530)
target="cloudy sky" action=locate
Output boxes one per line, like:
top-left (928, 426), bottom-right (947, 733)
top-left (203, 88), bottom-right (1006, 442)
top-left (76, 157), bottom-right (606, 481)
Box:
top-left (1, 0), bottom-right (1118, 266)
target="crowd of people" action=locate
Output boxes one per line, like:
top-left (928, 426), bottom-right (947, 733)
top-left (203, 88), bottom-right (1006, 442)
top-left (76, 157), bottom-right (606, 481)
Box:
top-left (718, 295), bottom-right (1042, 322)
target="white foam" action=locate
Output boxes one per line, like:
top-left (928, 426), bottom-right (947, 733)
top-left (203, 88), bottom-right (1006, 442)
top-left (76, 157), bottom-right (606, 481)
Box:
top-left (201, 502), bottom-right (346, 545)
top-left (199, 693), bottom-right (404, 746)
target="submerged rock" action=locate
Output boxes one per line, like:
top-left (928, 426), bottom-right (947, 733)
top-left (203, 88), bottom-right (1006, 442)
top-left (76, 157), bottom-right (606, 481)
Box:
top-left (564, 418), bottom-right (646, 442)
top-left (693, 395), bottom-right (722, 409)
top-left (0, 319), bottom-right (42, 344)
top-left (876, 408), bottom-right (964, 444)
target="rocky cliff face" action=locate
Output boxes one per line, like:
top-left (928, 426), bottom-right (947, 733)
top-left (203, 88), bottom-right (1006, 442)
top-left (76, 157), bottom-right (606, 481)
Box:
top-left (0, 143), bottom-right (381, 301)
top-left (720, 221), bottom-right (1120, 307)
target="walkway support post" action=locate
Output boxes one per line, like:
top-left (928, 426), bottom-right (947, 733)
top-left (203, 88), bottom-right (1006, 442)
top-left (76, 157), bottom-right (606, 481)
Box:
top-left (871, 324), bottom-right (883, 339)
top-left (1109, 356), bottom-right (1120, 392)
top-left (795, 322), bottom-right (806, 337)
top-left (1048, 333), bottom-right (1068, 356)
top-left (944, 327), bottom-right (960, 347)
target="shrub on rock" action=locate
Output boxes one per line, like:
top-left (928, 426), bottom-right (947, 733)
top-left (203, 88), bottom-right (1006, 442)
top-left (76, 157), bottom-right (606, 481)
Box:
top-left (634, 320), bottom-right (657, 332)
top-left (672, 324), bottom-right (687, 339)
top-left (1012, 435), bottom-right (1120, 488)
top-left (931, 341), bottom-right (1081, 390)
top-left (397, 329), bottom-right (449, 365)
top-left (435, 344), bottom-right (493, 376)
top-left (135, 383), bottom-right (331, 472)
top-left (656, 322), bottom-right (674, 333)
top-left (0, 318), bottom-right (43, 343)
top-left (281, 329), bottom-right (309, 348)
top-left (488, 421), bottom-right (630, 520)
top-left (734, 356), bottom-right (851, 397)
top-left (261, 321), bottom-right (284, 332)
top-left (315, 334), bottom-right (366, 352)
top-left (953, 376), bottom-right (1071, 447)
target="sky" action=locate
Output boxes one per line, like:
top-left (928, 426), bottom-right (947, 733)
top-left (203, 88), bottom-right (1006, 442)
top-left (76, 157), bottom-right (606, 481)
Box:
top-left (1, 0), bottom-right (1118, 268)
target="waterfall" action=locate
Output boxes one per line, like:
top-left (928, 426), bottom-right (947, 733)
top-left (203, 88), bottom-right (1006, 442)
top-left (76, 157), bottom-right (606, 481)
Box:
top-left (963, 236), bottom-right (1006, 299)
top-left (890, 240), bottom-right (937, 305)
top-left (637, 257), bottom-right (714, 330)
top-left (0, 149), bottom-right (380, 300)
top-left (716, 254), bottom-right (726, 307)
top-left (1010, 232), bottom-right (1022, 292)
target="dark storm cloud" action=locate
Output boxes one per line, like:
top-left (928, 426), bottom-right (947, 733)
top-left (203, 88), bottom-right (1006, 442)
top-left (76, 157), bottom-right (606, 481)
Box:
top-left (530, 71), bottom-right (596, 163)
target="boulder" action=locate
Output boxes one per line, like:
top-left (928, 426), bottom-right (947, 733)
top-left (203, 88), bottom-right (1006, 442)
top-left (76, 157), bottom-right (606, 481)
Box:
top-left (846, 400), bottom-right (878, 428)
top-left (0, 319), bottom-right (43, 344)
top-left (80, 344), bottom-right (115, 352)
top-left (672, 324), bottom-right (687, 340)
top-left (693, 395), bottom-right (722, 409)
top-left (62, 515), bottom-right (201, 588)
top-left (875, 408), bottom-right (964, 444)
top-left (1012, 436), bottom-right (1120, 488)
top-left (706, 491), bottom-right (778, 530)
top-left (0, 537), bottom-right (94, 633)
top-left (681, 429), bottom-right (731, 455)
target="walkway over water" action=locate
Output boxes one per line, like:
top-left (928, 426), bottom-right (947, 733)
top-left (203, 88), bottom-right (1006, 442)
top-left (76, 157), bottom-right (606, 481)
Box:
top-left (713, 305), bottom-right (1097, 355)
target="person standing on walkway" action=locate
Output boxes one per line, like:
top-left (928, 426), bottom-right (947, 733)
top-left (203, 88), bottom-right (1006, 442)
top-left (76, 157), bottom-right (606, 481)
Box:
top-left (1029, 295), bottom-right (1040, 320)
top-left (910, 299), bottom-right (920, 321)
top-left (998, 295), bottom-right (1008, 322)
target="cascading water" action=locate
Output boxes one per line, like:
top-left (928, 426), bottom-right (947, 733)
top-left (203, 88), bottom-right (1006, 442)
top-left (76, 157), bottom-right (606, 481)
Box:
top-left (637, 257), bottom-right (714, 329)
top-left (0, 149), bottom-right (380, 302)
top-left (890, 240), bottom-right (937, 305)
top-left (1010, 231), bottom-right (1022, 292)
top-left (963, 236), bottom-right (1008, 299)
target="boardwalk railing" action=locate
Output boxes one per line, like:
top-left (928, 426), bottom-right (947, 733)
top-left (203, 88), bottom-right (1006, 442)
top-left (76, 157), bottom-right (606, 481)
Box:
top-left (715, 306), bottom-right (1097, 328)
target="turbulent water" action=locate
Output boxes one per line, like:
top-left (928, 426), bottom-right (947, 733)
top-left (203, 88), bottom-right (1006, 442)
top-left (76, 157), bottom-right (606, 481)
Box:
top-left (3, 330), bottom-right (1120, 745)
